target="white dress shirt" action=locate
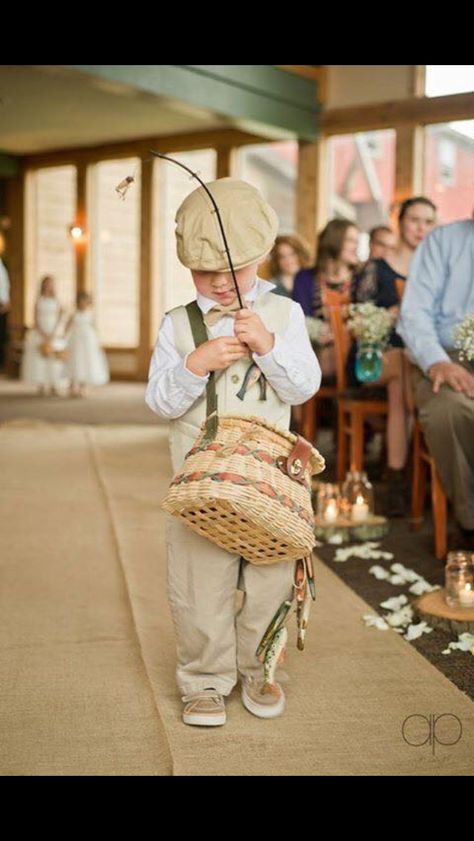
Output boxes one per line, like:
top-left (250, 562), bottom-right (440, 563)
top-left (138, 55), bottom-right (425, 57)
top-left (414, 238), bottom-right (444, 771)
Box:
top-left (145, 277), bottom-right (321, 419)
top-left (0, 259), bottom-right (10, 306)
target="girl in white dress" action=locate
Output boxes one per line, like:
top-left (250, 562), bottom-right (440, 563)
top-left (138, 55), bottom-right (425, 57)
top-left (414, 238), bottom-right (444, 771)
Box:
top-left (65, 292), bottom-right (109, 397)
top-left (21, 276), bottom-right (67, 395)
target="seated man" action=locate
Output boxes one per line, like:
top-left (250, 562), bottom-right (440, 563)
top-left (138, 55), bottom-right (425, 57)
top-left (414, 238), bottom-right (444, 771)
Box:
top-left (398, 218), bottom-right (474, 545)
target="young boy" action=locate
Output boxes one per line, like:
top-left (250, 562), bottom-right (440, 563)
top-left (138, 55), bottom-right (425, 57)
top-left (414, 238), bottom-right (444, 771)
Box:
top-left (145, 178), bottom-right (321, 725)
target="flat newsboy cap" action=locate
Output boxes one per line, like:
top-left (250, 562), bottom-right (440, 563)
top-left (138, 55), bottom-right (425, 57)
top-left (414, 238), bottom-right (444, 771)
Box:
top-left (175, 177), bottom-right (279, 273)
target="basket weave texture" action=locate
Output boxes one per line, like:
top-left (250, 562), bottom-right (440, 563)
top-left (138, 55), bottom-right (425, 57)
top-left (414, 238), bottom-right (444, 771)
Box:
top-left (162, 414), bottom-right (325, 564)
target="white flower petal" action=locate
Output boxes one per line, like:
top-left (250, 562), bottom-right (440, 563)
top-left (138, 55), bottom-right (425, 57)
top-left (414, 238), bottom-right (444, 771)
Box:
top-left (380, 595), bottom-right (408, 611)
top-left (404, 622), bottom-right (433, 641)
top-left (363, 614), bottom-right (389, 630)
top-left (369, 565), bottom-right (390, 580)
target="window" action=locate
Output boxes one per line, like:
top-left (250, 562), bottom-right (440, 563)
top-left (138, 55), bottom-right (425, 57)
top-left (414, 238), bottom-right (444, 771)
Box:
top-left (438, 138), bottom-right (457, 186)
top-left (25, 165), bottom-right (76, 325)
top-left (327, 130), bottom-right (396, 258)
top-left (88, 158), bottom-right (141, 347)
top-left (424, 122), bottom-right (474, 223)
top-left (235, 141), bottom-right (298, 233)
top-left (426, 66), bottom-right (474, 98)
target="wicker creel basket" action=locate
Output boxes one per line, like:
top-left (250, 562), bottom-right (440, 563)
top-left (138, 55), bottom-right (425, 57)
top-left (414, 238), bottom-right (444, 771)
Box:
top-left (162, 414), bottom-right (325, 564)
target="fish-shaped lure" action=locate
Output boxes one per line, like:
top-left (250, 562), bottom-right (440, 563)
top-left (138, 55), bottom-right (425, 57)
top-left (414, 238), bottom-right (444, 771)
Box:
top-left (256, 599), bottom-right (292, 660)
top-left (236, 362), bottom-right (267, 401)
top-left (296, 588), bottom-right (312, 651)
top-left (262, 625), bottom-right (288, 691)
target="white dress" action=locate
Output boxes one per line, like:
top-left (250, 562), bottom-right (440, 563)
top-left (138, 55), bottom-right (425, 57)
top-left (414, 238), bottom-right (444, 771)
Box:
top-left (66, 310), bottom-right (109, 386)
top-left (21, 296), bottom-right (67, 387)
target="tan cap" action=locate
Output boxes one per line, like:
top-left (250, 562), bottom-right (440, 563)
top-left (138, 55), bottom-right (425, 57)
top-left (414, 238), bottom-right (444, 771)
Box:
top-left (175, 178), bottom-right (279, 273)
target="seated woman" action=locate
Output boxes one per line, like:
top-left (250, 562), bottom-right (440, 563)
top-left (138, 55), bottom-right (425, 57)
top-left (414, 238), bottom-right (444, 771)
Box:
top-left (268, 234), bottom-right (311, 298)
top-left (349, 197), bottom-right (437, 514)
top-left (293, 219), bottom-right (360, 380)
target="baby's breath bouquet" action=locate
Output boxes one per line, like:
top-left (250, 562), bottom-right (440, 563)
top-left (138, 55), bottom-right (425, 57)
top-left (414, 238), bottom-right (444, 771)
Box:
top-left (347, 302), bottom-right (394, 346)
top-left (453, 313), bottom-right (474, 362)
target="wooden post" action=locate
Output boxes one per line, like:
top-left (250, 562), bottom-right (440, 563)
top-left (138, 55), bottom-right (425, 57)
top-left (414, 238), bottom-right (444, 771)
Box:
top-left (137, 156), bottom-right (153, 380)
top-left (5, 171), bottom-right (25, 330)
top-left (75, 162), bottom-right (88, 295)
top-left (216, 146), bottom-right (236, 180)
top-left (393, 124), bottom-right (424, 220)
top-left (297, 139), bottom-right (326, 257)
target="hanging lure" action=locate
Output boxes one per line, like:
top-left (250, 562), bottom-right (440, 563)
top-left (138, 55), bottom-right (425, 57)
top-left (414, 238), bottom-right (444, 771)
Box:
top-left (304, 554), bottom-right (316, 601)
top-left (115, 175), bottom-right (135, 200)
top-left (256, 599), bottom-right (292, 660)
top-left (262, 626), bottom-right (288, 692)
top-left (236, 362), bottom-right (263, 401)
top-left (296, 587), bottom-right (312, 651)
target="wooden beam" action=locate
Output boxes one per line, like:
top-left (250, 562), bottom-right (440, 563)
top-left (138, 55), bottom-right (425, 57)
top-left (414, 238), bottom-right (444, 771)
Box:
top-left (137, 156), bottom-right (153, 380)
top-left (394, 125), bottom-right (424, 216)
top-left (322, 91), bottom-right (474, 135)
top-left (296, 139), bottom-right (327, 256)
top-left (22, 128), bottom-right (271, 171)
top-left (65, 64), bottom-right (318, 141)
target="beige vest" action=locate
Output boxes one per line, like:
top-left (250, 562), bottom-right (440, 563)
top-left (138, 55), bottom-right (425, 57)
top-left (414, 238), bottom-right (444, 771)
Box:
top-left (168, 291), bottom-right (292, 471)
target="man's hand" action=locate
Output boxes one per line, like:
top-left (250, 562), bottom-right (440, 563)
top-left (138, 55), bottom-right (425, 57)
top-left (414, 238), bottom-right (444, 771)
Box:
top-left (428, 361), bottom-right (474, 398)
top-left (186, 336), bottom-right (248, 377)
top-left (233, 309), bottom-right (274, 356)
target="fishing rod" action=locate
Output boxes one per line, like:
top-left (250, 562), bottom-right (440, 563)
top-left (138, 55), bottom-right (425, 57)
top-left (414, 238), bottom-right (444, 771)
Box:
top-left (149, 151), bottom-right (244, 309)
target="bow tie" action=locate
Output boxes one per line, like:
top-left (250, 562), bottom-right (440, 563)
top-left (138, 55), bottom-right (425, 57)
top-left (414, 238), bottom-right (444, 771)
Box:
top-left (203, 301), bottom-right (244, 327)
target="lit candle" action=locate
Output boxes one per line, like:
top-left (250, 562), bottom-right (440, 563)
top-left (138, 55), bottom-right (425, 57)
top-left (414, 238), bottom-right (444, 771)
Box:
top-left (324, 500), bottom-right (339, 523)
top-left (458, 583), bottom-right (474, 608)
top-left (351, 494), bottom-right (369, 522)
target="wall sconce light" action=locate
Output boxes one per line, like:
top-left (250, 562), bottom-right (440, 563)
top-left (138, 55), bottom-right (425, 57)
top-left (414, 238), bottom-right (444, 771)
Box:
top-left (68, 224), bottom-right (86, 241)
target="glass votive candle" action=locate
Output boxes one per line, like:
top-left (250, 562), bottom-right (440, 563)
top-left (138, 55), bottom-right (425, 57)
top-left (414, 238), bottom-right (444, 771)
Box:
top-left (445, 551), bottom-right (474, 609)
top-left (317, 483), bottom-right (340, 523)
top-left (342, 470), bottom-right (373, 522)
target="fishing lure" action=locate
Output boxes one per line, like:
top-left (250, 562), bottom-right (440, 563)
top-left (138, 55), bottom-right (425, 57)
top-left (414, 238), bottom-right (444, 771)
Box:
top-left (115, 175), bottom-right (135, 200)
top-left (262, 626), bottom-right (288, 691)
top-left (304, 554), bottom-right (316, 601)
top-left (256, 599), bottom-right (292, 660)
top-left (236, 362), bottom-right (262, 401)
top-left (296, 588), bottom-right (312, 651)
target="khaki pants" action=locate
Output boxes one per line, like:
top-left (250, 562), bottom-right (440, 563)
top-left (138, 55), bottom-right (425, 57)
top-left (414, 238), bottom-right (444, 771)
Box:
top-left (412, 356), bottom-right (474, 530)
top-left (165, 516), bottom-right (295, 697)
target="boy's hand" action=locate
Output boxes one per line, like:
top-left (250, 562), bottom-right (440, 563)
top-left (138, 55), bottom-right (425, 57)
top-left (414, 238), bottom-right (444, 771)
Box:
top-left (233, 309), bottom-right (274, 356)
top-left (186, 337), bottom-right (248, 377)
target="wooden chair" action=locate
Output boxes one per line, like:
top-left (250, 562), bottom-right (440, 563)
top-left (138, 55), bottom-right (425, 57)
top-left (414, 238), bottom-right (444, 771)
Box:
top-left (300, 288), bottom-right (349, 443)
top-left (336, 276), bottom-right (410, 480)
top-left (411, 415), bottom-right (448, 561)
top-left (336, 314), bottom-right (388, 480)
